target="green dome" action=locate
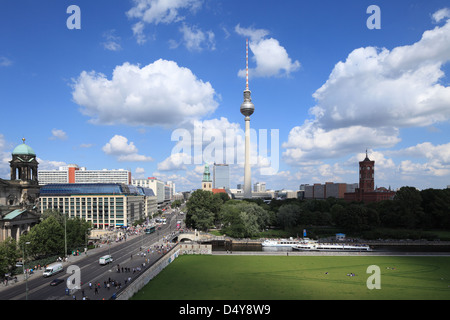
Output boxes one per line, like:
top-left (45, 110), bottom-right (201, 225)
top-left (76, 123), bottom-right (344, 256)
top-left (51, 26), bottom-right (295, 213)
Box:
top-left (12, 139), bottom-right (36, 156)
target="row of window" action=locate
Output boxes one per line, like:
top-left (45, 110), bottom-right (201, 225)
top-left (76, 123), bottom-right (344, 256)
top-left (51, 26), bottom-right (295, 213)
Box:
top-left (40, 197), bottom-right (128, 227)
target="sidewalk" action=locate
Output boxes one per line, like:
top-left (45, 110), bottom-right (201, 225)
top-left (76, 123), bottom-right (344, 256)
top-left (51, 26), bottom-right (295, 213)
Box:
top-left (0, 233), bottom-right (140, 293)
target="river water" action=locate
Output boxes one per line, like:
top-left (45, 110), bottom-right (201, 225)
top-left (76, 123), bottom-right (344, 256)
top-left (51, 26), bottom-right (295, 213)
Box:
top-left (212, 242), bottom-right (450, 253)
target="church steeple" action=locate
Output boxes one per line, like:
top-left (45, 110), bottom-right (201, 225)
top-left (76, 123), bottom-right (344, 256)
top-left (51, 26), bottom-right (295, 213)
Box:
top-left (201, 164), bottom-right (212, 191)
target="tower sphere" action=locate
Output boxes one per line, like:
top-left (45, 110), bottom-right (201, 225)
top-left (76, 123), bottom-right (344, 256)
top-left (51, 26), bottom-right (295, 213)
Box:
top-left (240, 89), bottom-right (255, 117)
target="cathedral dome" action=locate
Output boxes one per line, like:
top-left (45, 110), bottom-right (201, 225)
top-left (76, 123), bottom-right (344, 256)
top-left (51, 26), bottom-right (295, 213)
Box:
top-left (12, 139), bottom-right (36, 156)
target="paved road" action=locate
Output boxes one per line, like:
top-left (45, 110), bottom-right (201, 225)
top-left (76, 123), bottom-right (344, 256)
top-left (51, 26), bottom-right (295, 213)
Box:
top-left (0, 211), bottom-right (181, 300)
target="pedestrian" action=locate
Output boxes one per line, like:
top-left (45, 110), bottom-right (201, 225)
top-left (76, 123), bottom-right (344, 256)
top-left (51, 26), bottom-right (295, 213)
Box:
top-left (89, 282), bottom-right (92, 289)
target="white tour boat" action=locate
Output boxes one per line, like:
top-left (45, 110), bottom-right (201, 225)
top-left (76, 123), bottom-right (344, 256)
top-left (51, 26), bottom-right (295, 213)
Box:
top-left (292, 238), bottom-right (371, 252)
top-left (261, 238), bottom-right (301, 247)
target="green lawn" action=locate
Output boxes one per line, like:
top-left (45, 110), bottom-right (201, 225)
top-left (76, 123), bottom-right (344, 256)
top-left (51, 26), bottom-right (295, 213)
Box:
top-left (131, 255), bottom-right (450, 300)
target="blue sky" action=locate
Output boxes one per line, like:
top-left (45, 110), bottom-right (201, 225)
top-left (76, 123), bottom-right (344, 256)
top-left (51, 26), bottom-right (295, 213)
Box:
top-left (1, 0), bottom-right (450, 192)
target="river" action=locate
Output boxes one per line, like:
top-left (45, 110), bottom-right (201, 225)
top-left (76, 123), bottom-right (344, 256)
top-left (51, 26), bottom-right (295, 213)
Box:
top-left (210, 241), bottom-right (450, 253)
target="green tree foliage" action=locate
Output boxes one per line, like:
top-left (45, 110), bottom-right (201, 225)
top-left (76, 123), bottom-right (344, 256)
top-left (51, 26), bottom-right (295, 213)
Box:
top-left (171, 199), bottom-right (182, 208)
top-left (184, 186), bottom-right (449, 238)
top-left (273, 187), bottom-right (449, 236)
top-left (393, 186), bottom-right (424, 229)
top-left (185, 190), bottom-right (223, 231)
top-left (0, 237), bottom-right (20, 278)
top-left (21, 215), bottom-right (64, 257)
top-left (221, 201), bottom-right (270, 238)
top-left (277, 203), bottom-right (300, 229)
top-left (20, 210), bottom-right (92, 258)
top-left (420, 188), bottom-right (450, 229)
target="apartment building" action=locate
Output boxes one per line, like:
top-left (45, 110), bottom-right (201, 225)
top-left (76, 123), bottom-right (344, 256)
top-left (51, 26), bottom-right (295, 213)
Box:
top-left (38, 164), bottom-right (131, 185)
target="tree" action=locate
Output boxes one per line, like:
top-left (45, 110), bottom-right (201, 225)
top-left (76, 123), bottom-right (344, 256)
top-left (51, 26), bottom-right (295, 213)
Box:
top-left (420, 188), bottom-right (450, 228)
top-left (185, 189), bottom-right (222, 231)
top-left (66, 217), bottom-right (92, 249)
top-left (189, 207), bottom-right (215, 231)
top-left (0, 238), bottom-right (20, 278)
top-left (333, 204), bottom-right (370, 232)
top-left (277, 204), bottom-right (300, 229)
top-left (393, 186), bottom-right (424, 229)
top-left (171, 200), bottom-right (182, 208)
top-left (221, 201), bottom-right (270, 238)
top-left (21, 215), bottom-right (64, 257)
top-left (20, 210), bottom-right (92, 258)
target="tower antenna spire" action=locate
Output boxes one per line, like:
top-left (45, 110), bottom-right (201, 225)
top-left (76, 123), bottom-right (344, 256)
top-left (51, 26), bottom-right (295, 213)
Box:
top-left (246, 38), bottom-right (249, 90)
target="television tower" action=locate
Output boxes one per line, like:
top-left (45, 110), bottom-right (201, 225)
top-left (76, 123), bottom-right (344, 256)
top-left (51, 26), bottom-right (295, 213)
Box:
top-left (240, 39), bottom-right (255, 199)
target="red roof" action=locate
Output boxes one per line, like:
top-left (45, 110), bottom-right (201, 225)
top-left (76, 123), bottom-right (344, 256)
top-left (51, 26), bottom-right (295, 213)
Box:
top-left (212, 188), bottom-right (227, 194)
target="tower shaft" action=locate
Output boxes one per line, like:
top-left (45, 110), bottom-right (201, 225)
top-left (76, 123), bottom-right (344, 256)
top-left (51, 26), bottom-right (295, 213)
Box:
top-left (244, 116), bottom-right (252, 198)
top-left (240, 39), bottom-right (254, 199)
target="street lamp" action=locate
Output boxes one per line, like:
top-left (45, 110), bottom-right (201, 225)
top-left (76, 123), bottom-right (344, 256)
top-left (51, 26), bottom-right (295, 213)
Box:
top-left (22, 241), bottom-right (30, 300)
top-left (64, 212), bottom-right (67, 261)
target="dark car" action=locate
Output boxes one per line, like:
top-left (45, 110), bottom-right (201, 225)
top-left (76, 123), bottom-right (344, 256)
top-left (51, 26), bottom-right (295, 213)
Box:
top-left (50, 278), bottom-right (64, 286)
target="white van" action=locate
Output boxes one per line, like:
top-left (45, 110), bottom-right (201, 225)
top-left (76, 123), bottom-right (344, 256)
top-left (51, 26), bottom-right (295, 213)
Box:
top-left (99, 255), bottom-right (113, 265)
top-left (43, 263), bottom-right (63, 277)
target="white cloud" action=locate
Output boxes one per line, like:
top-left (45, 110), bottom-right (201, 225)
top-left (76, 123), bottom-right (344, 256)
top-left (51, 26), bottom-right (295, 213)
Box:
top-left (103, 135), bottom-right (138, 155)
top-left (127, 0), bottom-right (202, 25)
top-left (0, 57), bottom-right (12, 67)
top-left (179, 23), bottom-right (215, 52)
top-left (0, 135), bottom-right (11, 178)
top-left (101, 30), bottom-right (122, 51)
top-left (127, 0), bottom-right (203, 44)
top-left (283, 120), bottom-right (400, 163)
top-left (235, 24), bottom-right (300, 78)
top-left (391, 142), bottom-right (450, 178)
top-left (36, 159), bottom-right (67, 171)
top-left (311, 19), bottom-right (450, 130)
top-left (132, 22), bottom-right (147, 45)
top-left (432, 8), bottom-right (450, 23)
top-left (346, 150), bottom-right (396, 170)
top-left (393, 142), bottom-right (450, 163)
top-left (134, 167), bottom-right (146, 179)
top-left (49, 129), bottom-right (68, 141)
top-left (135, 167), bottom-right (145, 173)
top-left (71, 60), bottom-right (218, 127)
top-left (168, 117), bottom-right (244, 168)
top-left (399, 159), bottom-right (450, 178)
top-left (235, 24), bottom-right (269, 42)
top-left (283, 14), bottom-right (450, 164)
top-left (166, 117), bottom-right (279, 177)
top-left (102, 135), bottom-right (153, 162)
top-left (157, 152), bottom-right (192, 171)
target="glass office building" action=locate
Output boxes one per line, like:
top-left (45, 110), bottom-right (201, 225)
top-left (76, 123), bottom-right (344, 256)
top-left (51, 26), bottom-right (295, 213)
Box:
top-left (213, 164), bottom-right (230, 189)
top-left (39, 183), bottom-right (157, 229)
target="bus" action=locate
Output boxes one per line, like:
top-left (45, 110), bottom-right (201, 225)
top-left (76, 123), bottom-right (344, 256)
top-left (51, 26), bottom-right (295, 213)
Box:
top-left (145, 226), bottom-right (156, 234)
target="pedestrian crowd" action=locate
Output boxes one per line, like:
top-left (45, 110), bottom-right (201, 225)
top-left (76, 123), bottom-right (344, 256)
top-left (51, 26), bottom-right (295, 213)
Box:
top-left (70, 241), bottom-right (177, 300)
